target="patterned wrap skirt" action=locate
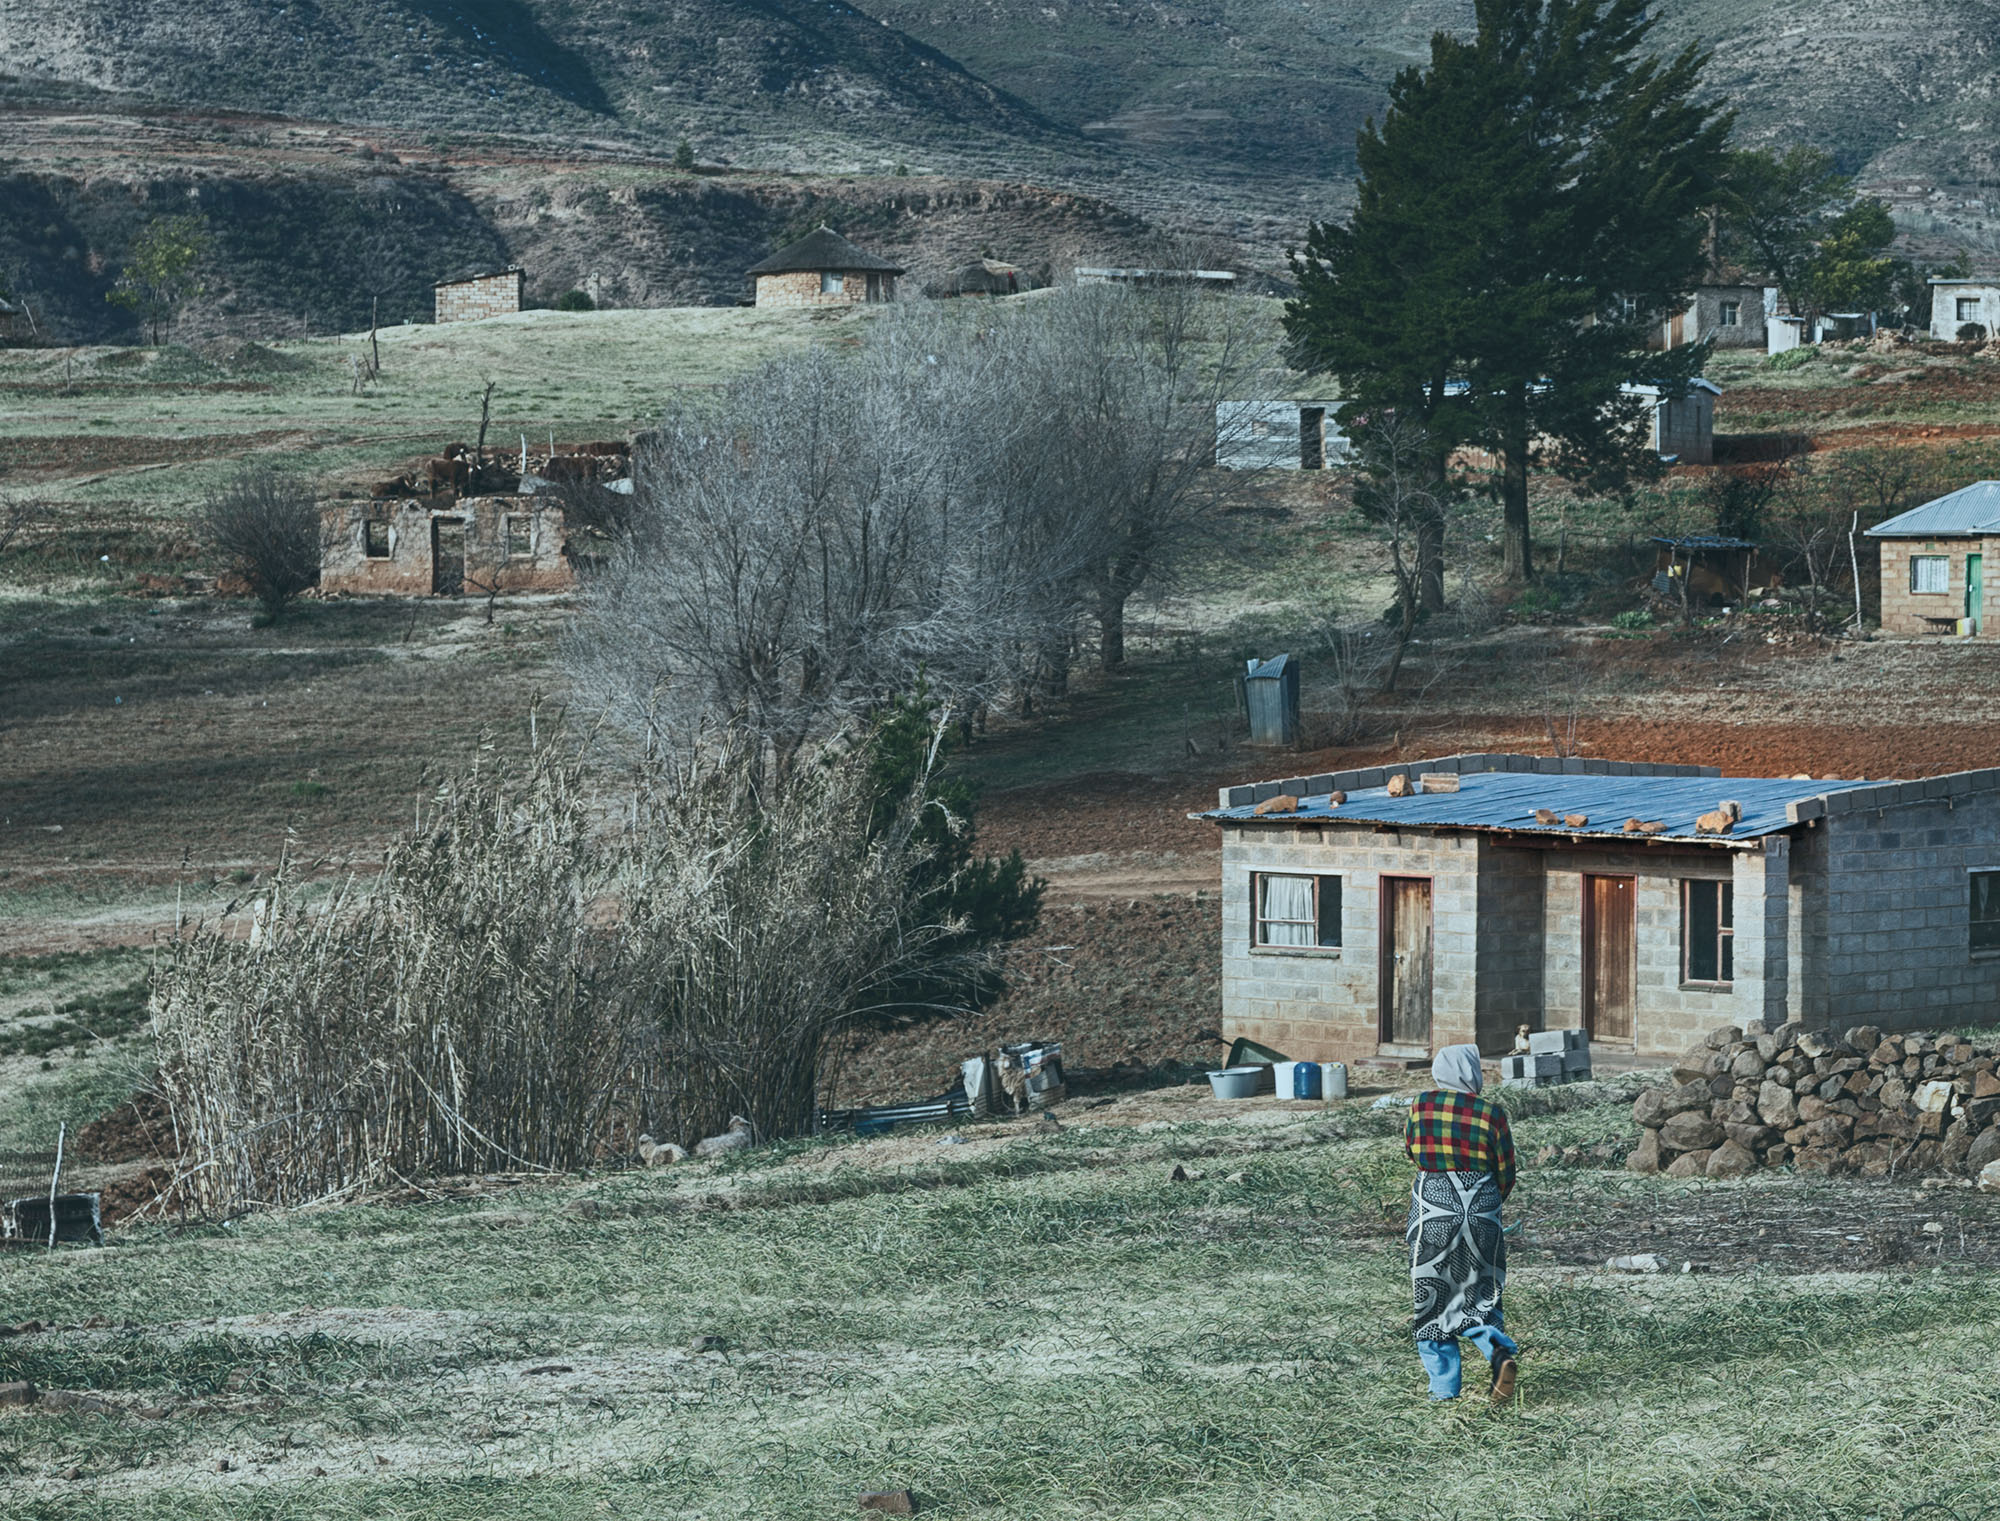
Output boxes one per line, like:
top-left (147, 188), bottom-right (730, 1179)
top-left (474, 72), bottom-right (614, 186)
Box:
top-left (1405, 1168), bottom-right (1506, 1343)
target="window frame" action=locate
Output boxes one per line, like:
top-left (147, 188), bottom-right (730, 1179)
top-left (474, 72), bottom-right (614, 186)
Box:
top-left (1911, 554), bottom-right (1951, 596)
top-left (1960, 297), bottom-right (1981, 323)
top-left (1681, 878), bottom-right (1735, 988)
top-left (1718, 300), bottom-right (1741, 328)
top-left (502, 513), bottom-right (533, 561)
top-left (820, 271), bottom-right (845, 295)
top-left (1971, 870), bottom-right (2000, 956)
top-left (363, 518), bottom-right (392, 559)
top-left (1249, 870), bottom-right (1342, 953)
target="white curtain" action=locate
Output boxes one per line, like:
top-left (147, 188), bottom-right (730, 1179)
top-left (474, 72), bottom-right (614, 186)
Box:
top-left (1258, 874), bottom-right (1316, 946)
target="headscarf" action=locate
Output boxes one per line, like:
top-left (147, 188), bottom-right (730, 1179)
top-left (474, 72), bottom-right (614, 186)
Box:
top-left (1431, 1044), bottom-right (1484, 1096)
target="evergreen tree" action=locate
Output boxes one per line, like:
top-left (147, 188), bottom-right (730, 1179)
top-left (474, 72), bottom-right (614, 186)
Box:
top-left (1287, 0), bottom-right (1730, 581)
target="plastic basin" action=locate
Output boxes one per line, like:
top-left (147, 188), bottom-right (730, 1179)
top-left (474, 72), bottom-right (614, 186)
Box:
top-left (1206, 1066), bottom-right (1263, 1100)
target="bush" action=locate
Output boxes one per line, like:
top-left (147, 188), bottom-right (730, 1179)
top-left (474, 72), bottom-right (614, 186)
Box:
top-left (554, 289), bottom-right (594, 312)
top-left (1765, 344), bottom-right (1818, 372)
top-left (673, 138), bottom-right (696, 171)
top-left (199, 467), bottom-right (321, 622)
top-left (150, 720), bottom-right (984, 1213)
top-left (1610, 609), bottom-right (1653, 630)
top-left (1959, 322), bottom-right (1988, 343)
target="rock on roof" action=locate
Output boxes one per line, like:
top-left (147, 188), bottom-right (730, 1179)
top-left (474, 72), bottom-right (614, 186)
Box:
top-left (1865, 481), bottom-right (2000, 538)
top-left (746, 226), bottom-right (904, 277)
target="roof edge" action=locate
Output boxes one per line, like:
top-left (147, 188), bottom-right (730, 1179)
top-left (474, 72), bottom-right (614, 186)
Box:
top-left (1212, 752), bottom-right (1721, 811)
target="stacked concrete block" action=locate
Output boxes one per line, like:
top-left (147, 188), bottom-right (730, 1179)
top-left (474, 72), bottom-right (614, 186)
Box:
top-left (1502, 1028), bottom-right (1591, 1087)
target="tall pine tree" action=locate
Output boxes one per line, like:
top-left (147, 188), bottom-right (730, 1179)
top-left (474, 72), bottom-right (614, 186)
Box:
top-left (1287, 0), bottom-right (1731, 581)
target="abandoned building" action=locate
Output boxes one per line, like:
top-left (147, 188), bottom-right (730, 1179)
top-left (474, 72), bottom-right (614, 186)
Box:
top-left (747, 227), bottom-right (902, 308)
top-left (1929, 279), bottom-right (2000, 341)
top-left (1204, 752), bottom-right (2000, 1063)
top-left (1214, 402), bottom-right (1348, 470)
top-left (0, 296), bottom-right (25, 343)
top-left (434, 268), bottom-right (526, 324)
top-left (322, 497), bottom-right (574, 596)
top-left (1651, 534), bottom-right (1767, 607)
top-left (1866, 481), bottom-right (2000, 637)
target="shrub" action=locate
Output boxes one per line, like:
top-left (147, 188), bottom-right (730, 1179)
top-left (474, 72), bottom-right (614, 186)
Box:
top-left (200, 467), bottom-right (321, 623)
top-left (673, 138), bottom-right (696, 171)
top-left (554, 289), bottom-right (594, 312)
top-left (1610, 608), bottom-right (1653, 630)
top-left (1959, 322), bottom-right (1988, 343)
top-left (150, 720), bottom-right (981, 1212)
top-left (1765, 344), bottom-right (1818, 372)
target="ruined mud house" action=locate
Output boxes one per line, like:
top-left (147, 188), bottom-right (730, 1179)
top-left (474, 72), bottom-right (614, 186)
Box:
top-left (1201, 753), bottom-right (2000, 1064)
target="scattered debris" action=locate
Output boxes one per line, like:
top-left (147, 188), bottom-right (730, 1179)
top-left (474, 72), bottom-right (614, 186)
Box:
top-left (688, 1335), bottom-right (728, 1354)
top-left (1326, 789), bottom-right (1348, 806)
top-left (1623, 817), bottom-right (1668, 834)
top-left (1533, 808), bottom-right (1558, 825)
top-left (1562, 812), bottom-right (1588, 829)
top-left (1386, 773), bottom-right (1413, 797)
top-left (1035, 1111), bottom-right (1064, 1135)
top-left (1503, 1028), bottom-right (1592, 1087)
top-left (1418, 773), bottom-right (1460, 794)
top-left (1370, 1093), bottom-right (1414, 1111)
top-left (1694, 799), bottom-right (1743, 835)
top-left (1251, 792), bottom-right (1299, 816)
top-left (1605, 1253), bottom-right (1666, 1273)
top-left (523, 1364), bottom-right (575, 1376)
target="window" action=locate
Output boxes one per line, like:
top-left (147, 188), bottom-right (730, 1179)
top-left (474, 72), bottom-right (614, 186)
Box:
top-left (1960, 297), bottom-right (1981, 323)
top-left (1683, 879), bottom-right (1734, 985)
top-left (820, 271), bottom-right (845, 295)
top-left (1615, 295), bottom-right (1639, 322)
top-left (1911, 555), bottom-right (1951, 595)
top-left (1973, 872), bottom-right (2000, 953)
top-left (1719, 300), bottom-right (1740, 327)
top-left (502, 514), bottom-right (532, 559)
top-left (364, 519), bottom-right (391, 558)
top-left (1252, 872), bottom-right (1340, 949)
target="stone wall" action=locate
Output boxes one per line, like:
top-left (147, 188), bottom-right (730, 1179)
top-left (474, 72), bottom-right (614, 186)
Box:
top-left (752, 270), bottom-right (893, 308)
top-left (435, 271), bottom-right (524, 324)
top-left (1875, 535), bottom-right (1996, 636)
top-left (1628, 1018), bottom-right (2000, 1180)
top-left (321, 497), bottom-right (574, 596)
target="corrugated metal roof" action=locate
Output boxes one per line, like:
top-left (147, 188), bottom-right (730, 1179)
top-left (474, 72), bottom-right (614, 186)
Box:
top-left (1651, 535), bottom-right (1757, 550)
top-left (1864, 481), bottom-right (2000, 538)
top-left (1200, 770), bottom-right (1885, 844)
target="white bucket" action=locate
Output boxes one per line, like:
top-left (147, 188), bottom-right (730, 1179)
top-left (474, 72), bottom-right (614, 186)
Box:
top-left (1320, 1061), bottom-right (1349, 1099)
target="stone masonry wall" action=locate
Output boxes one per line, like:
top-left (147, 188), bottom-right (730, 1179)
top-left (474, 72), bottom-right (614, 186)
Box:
top-left (755, 270), bottom-right (873, 309)
top-left (321, 497), bottom-right (574, 596)
top-left (1876, 535), bottom-right (1998, 636)
top-left (435, 271), bottom-right (524, 324)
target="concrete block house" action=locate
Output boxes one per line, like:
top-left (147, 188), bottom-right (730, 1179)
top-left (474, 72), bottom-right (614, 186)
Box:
top-left (747, 227), bottom-right (902, 308)
top-left (321, 497), bottom-right (575, 596)
top-left (1202, 753), bottom-right (2000, 1063)
top-left (434, 269), bottom-right (526, 324)
top-left (1929, 279), bottom-right (2000, 341)
top-left (1866, 481), bottom-right (2000, 637)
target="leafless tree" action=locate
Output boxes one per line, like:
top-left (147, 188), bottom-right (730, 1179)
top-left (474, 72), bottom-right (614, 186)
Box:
top-left (1350, 412), bottom-right (1463, 693)
top-left (0, 496), bottom-right (53, 559)
top-left (199, 467), bottom-right (322, 623)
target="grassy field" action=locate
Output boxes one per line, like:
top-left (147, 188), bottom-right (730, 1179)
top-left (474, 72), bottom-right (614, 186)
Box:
top-left (5, 1077), bottom-right (2000, 1518)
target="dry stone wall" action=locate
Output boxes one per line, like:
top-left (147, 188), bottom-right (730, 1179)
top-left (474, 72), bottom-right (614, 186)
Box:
top-left (1628, 1018), bottom-right (2000, 1180)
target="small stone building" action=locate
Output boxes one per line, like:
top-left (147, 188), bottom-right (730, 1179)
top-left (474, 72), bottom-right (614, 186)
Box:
top-left (1652, 283), bottom-right (1771, 351)
top-left (1929, 279), bottom-right (2000, 341)
top-left (434, 269), bottom-right (526, 324)
top-left (1202, 753), bottom-right (2000, 1064)
top-left (1866, 482), bottom-right (2000, 636)
top-left (322, 497), bottom-right (574, 596)
top-left (746, 227), bottom-right (902, 308)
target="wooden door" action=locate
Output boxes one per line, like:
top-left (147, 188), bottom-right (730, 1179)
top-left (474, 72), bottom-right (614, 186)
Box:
top-left (432, 519), bottom-right (466, 596)
top-left (1299, 407), bottom-right (1326, 470)
top-left (1380, 877), bottom-right (1434, 1048)
top-left (1584, 874), bottom-right (1636, 1041)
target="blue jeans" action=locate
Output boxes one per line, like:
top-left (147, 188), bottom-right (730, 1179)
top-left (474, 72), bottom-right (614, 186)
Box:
top-left (1417, 1314), bottom-right (1516, 1400)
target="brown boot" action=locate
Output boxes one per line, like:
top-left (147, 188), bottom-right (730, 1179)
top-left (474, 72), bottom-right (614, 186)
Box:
top-left (1488, 1351), bottom-right (1518, 1402)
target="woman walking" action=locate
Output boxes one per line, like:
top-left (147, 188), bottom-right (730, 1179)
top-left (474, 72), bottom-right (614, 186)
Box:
top-left (1403, 1044), bottom-right (1519, 1402)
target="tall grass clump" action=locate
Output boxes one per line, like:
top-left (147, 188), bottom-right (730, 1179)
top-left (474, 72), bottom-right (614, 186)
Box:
top-left (150, 722), bottom-right (971, 1214)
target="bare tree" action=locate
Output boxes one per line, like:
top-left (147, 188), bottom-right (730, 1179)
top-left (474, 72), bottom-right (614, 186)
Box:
top-left (1349, 412), bottom-right (1463, 693)
top-left (199, 468), bottom-right (322, 623)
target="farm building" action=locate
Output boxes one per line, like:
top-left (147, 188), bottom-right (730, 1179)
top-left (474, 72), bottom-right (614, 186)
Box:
top-left (1929, 279), bottom-right (2000, 341)
top-left (434, 269), bottom-right (525, 324)
top-left (1075, 266), bottom-right (1236, 291)
top-left (1651, 534), bottom-right (1768, 607)
top-left (942, 258), bottom-right (1023, 296)
top-left (747, 227), bottom-right (902, 308)
top-left (1215, 402), bottom-right (1348, 470)
top-left (1865, 481), bottom-right (2000, 637)
top-left (322, 497), bottom-right (575, 596)
top-left (1625, 378), bottom-right (1718, 464)
top-left (0, 296), bottom-right (25, 342)
top-left (1203, 753), bottom-right (2000, 1063)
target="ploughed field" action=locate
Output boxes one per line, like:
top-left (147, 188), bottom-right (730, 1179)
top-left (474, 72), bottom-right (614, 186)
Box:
top-left (6, 1076), bottom-right (2000, 1519)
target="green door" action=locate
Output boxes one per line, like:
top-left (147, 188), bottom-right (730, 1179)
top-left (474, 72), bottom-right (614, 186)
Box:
top-left (1970, 554), bottom-right (1984, 634)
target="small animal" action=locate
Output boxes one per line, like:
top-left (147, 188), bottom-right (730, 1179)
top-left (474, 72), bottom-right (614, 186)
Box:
top-left (694, 1115), bottom-right (753, 1158)
top-left (1386, 773), bottom-right (1412, 797)
top-left (1695, 799), bottom-right (1743, 836)
top-left (636, 1134), bottom-right (686, 1168)
top-left (1512, 1024), bottom-right (1533, 1055)
top-left (1252, 793), bottom-right (1299, 816)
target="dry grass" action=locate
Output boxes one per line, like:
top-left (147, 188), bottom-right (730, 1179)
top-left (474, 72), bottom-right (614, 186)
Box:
top-left (4, 1080), bottom-right (2000, 1518)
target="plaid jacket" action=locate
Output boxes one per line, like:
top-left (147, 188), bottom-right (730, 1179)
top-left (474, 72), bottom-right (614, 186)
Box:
top-left (1405, 1089), bottom-right (1516, 1198)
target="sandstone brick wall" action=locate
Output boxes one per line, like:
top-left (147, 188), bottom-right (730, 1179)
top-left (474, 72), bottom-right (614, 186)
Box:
top-left (321, 497), bottom-right (574, 596)
top-left (1876, 535), bottom-right (1997, 636)
top-left (435, 271), bottom-right (525, 324)
top-left (753, 270), bottom-right (894, 308)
